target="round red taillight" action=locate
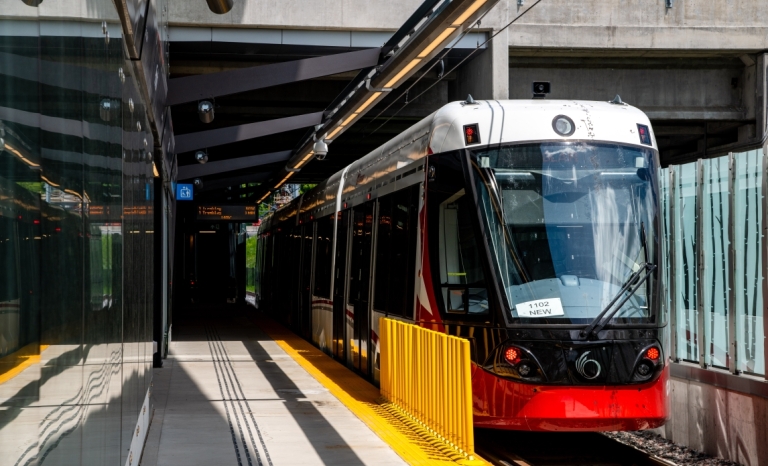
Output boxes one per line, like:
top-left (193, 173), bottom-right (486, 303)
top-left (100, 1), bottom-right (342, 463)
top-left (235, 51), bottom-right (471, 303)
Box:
top-left (504, 347), bottom-right (521, 365)
top-left (646, 347), bottom-right (660, 360)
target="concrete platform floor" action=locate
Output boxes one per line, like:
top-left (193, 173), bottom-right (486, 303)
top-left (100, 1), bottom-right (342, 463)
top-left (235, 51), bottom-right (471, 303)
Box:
top-left (140, 306), bottom-right (406, 466)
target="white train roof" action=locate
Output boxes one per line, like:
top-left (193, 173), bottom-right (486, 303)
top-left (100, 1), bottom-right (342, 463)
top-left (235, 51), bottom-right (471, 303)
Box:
top-left (263, 99), bottom-right (657, 229)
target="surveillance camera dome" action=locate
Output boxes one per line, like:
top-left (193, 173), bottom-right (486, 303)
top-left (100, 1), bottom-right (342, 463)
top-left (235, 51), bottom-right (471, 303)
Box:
top-left (195, 151), bottom-right (208, 164)
top-left (99, 99), bottom-right (112, 122)
top-left (198, 100), bottom-right (214, 124)
top-left (205, 0), bottom-right (234, 14)
top-left (313, 139), bottom-right (328, 160)
top-left (193, 178), bottom-right (204, 189)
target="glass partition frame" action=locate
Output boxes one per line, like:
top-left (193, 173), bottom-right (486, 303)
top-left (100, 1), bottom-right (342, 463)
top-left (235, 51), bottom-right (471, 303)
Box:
top-left (666, 150), bottom-right (766, 378)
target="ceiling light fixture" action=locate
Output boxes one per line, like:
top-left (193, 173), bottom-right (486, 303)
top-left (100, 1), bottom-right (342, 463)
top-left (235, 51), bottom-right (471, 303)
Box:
top-left (452, 0), bottom-right (487, 26)
top-left (384, 58), bottom-right (422, 88)
top-left (418, 28), bottom-right (456, 58)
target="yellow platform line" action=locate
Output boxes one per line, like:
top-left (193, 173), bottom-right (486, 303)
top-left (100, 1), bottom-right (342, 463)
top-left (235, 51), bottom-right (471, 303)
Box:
top-left (0, 344), bottom-right (49, 385)
top-left (253, 315), bottom-right (488, 466)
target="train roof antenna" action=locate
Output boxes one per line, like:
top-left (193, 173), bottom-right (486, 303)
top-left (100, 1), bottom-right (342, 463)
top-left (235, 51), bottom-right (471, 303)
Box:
top-left (465, 94), bottom-right (477, 105)
top-left (610, 94), bottom-right (624, 105)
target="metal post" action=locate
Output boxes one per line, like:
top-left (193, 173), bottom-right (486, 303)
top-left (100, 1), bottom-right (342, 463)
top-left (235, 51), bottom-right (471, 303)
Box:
top-left (669, 166), bottom-right (678, 362)
top-left (697, 159), bottom-right (707, 368)
top-left (728, 153), bottom-right (738, 374)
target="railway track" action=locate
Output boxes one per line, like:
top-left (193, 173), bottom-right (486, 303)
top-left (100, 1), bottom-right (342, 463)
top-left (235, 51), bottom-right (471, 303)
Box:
top-left (476, 430), bottom-right (677, 466)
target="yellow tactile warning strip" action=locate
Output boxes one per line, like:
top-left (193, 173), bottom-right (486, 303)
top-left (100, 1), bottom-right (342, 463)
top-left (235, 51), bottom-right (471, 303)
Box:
top-left (0, 344), bottom-right (48, 385)
top-left (252, 315), bottom-right (490, 466)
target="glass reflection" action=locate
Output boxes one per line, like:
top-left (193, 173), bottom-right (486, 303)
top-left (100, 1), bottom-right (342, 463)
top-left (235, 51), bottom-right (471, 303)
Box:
top-left (0, 0), bottom-right (157, 463)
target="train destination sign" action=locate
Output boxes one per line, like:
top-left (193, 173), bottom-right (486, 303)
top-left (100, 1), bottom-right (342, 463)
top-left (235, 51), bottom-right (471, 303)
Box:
top-left (197, 205), bottom-right (257, 221)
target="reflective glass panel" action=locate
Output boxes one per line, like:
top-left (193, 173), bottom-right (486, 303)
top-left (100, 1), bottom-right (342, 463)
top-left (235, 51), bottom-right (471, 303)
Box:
top-left (673, 163), bottom-right (699, 362)
top-left (734, 150), bottom-right (764, 375)
top-left (702, 157), bottom-right (729, 368)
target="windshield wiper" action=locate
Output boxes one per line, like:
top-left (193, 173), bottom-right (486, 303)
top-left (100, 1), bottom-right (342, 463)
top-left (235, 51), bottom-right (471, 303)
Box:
top-left (579, 262), bottom-right (656, 340)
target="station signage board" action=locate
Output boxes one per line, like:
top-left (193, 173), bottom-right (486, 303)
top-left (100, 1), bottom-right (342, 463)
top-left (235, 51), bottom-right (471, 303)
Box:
top-left (176, 183), bottom-right (194, 201)
top-left (197, 205), bottom-right (257, 221)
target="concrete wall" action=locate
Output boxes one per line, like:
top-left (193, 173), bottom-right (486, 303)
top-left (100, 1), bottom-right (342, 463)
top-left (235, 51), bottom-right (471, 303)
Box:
top-left (509, 63), bottom-right (746, 120)
top-left (168, 0), bottom-right (768, 52)
top-left (667, 372), bottom-right (768, 466)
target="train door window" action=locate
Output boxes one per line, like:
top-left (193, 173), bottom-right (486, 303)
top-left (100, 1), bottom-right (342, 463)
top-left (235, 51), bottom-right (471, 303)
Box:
top-left (387, 185), bottom-right (419, 318)
top-left (313, 216), bottom-right (333, 298)
top-left (333, 212), bottom-right (349, 360)
top-left (299, 224), bottom-right (314, 338)
top-left (438, 191), bottom-right (489, 315)
top-left (373, 196), bottom-right (392, 314)
top-left (289, 226), bottom-right (302, 327)
top-left (347, 203), bottom-right (374, 373)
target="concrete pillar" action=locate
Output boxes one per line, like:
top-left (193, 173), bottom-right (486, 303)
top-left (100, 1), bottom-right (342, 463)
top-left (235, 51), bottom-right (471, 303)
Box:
top-left (450, 3), bottom-right (509, 101)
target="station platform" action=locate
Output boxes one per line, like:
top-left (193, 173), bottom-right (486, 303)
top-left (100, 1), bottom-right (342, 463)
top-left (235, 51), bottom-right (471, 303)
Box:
top-left (140, 306), bottom-right (466, 466)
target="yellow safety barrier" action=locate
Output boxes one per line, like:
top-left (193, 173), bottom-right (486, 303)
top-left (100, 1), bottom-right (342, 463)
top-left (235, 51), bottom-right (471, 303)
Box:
top-left (380, 317), bottom-right (476, 462)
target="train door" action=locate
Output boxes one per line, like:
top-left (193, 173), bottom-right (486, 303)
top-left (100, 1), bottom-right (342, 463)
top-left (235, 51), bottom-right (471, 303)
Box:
top-left (289, 226), bottom-right (302, 328)
top-left (332, 212), bottom-right (350, 361)
top-left (346, 203), bottom-right (374, 373)
top-left (298, 223), bottom-right (314, 339)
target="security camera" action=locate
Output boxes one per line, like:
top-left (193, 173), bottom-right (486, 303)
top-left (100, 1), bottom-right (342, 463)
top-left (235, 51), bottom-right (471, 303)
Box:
top-left (313, 139), bottom-right (328, 160)
top-left (198, 100), bottom-right (214, 124)
top-left (205, 0), bottom-right (234, 14)
top-left (99, 99), bottom-right (112, 122)
top-left (532, 81), bottom-right (550, 99)
top-left (21, 0), bottom-right (44, 6)
top-left (195, 151), bottom-right (208, 164)
top-left (193, 178), bottom-right (204, 189)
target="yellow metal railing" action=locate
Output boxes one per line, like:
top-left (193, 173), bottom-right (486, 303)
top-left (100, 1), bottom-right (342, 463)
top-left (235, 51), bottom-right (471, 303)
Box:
top-left (380, 317), bottom-right (475, 459)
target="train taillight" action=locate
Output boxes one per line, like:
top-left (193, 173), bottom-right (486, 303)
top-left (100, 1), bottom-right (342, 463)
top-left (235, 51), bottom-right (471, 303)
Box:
top-left (645, 347), bottom-right (660, 360)
top-left (504, 346), bottom-right (521, 365)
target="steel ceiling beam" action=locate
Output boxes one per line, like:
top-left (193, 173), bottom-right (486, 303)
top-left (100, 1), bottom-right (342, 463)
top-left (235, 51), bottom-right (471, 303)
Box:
top-left (174, 111), bottom-right (324, 153)
top-left (255, 0), bottom-right (501, 204)
top-left (178, 150), bottom-right (292, 180)
top-left (166, 48), bottom-right (383, 106)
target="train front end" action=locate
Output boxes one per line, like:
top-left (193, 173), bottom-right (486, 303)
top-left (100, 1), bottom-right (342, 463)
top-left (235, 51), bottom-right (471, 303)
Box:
top-left (427, 100), bottom-right (667, 431)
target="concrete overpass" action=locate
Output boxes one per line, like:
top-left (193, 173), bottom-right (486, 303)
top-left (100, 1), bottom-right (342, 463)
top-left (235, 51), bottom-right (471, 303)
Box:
top-left (169, 0), bottom-right (768, 171)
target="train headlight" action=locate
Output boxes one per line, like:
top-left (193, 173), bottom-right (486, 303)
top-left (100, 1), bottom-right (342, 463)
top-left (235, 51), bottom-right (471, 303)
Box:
top-left (518, 364), bottom-right (532, 376)
top-left (552, 115), bottom-right (575, 137)
top-left (632, 345), bottom-right (663, 382)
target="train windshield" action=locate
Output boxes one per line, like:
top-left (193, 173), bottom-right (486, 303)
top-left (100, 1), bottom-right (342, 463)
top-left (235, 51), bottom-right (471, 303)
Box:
top-left (471, 142), bottom-right (660, 325)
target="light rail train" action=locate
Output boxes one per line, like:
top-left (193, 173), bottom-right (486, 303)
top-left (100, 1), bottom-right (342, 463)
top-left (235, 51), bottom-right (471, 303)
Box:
top-left (258, 98), bottom-right (668, 431)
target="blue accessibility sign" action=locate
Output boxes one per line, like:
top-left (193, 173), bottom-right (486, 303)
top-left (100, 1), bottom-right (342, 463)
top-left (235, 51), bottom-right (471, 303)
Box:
top-left (176, 183), bottom-right (194, 201)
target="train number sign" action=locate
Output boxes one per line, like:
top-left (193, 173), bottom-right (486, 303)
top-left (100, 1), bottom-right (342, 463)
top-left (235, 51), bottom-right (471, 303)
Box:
top-left (516, 298), bottom-right (565, 318)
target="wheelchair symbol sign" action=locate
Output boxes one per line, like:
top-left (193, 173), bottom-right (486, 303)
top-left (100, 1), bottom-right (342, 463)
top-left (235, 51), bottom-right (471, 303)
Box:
top-left (177, 183), bottom-right (194, 201)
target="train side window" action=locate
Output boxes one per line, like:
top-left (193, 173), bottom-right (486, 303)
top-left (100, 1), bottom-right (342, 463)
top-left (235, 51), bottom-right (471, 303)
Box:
top-left (439, 191), bottom-right (489, 315)
top-left (313, 216), bottom-right (333, 298)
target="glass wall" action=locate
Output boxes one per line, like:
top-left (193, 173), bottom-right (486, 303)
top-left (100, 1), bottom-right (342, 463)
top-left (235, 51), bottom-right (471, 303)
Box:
top-left (664, 150), bottom-right (765, 376)
top-left (0, 1), bottom-right (157, 464)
